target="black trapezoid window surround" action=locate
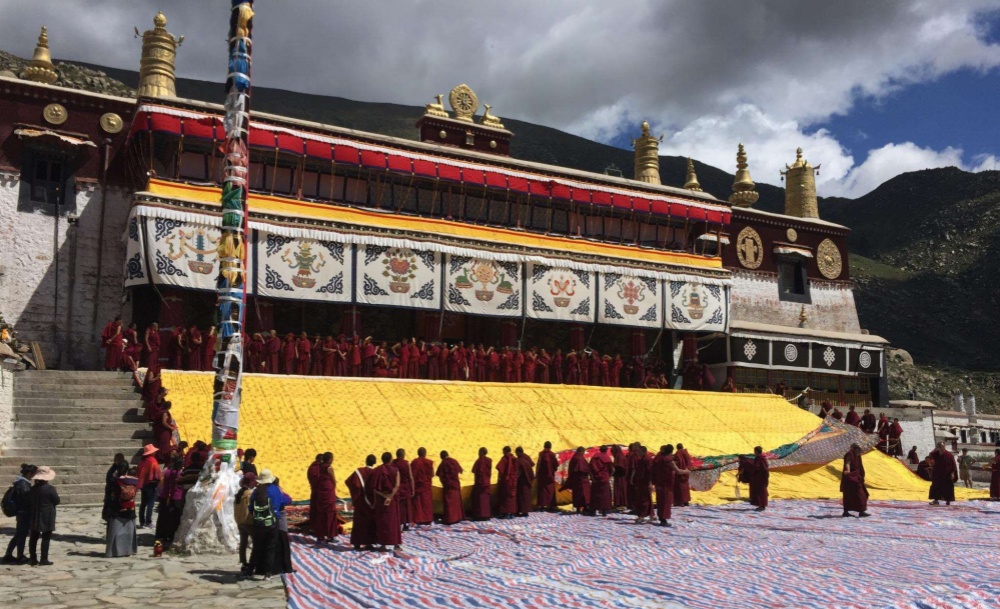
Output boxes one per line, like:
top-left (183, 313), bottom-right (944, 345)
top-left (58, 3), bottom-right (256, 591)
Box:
top-left (17, 147), bottom-right (78, 215)
top-left (776, 255), bottom-right (811, 304)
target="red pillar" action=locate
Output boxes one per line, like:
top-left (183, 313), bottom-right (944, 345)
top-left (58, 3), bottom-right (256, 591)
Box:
top-left (500, 320), bottom-right (518, 348)
top-left (568, 324), bottom-right (585, 351)
top-left (421, 311), bottom-right (443, 342)
top-left (340, 307), bottom-right (361, 337)
top-left (158, 291), bottom-right (185, 331)
top-left (681, 334), bottom-right (698, 364)
top-left (630, 329), bottom-right (646, 357)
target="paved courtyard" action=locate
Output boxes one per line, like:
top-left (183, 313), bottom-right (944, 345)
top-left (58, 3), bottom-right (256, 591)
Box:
top-left (0, 507), bottom-right (286, 608)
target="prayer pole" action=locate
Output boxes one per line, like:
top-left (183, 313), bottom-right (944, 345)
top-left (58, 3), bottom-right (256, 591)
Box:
top-left (176, 0), bottom-right (254, 553)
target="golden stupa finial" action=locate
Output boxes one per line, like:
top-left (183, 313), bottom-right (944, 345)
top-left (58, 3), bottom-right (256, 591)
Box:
top-left (683, 158), bottom-right (703, 192)
top-left (799, 305), bottom-right (808, 327)
top-left (481, 104), bottom-right (505, 129)
top-left (780, 146), bottom-right (821, 218)
top-left (135, 12), bottom-right (183, 98)
top-left (631, 120), bottom-right (663, 185)
top-left (20, 26), bottom-right (58, 85)
top-left (728, 143), bottom-right (759, 208)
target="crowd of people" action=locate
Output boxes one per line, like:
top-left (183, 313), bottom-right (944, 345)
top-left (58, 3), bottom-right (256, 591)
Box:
top-left (817, 402), bottom-right (907, 455)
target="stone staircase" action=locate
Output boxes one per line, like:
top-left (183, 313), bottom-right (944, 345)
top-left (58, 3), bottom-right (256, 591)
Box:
top-left (0, 370), bottom-right (150, 504)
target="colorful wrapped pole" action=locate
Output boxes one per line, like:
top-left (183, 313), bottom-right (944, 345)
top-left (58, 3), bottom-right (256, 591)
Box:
top-left (176, 0), bottom-right (253, 553)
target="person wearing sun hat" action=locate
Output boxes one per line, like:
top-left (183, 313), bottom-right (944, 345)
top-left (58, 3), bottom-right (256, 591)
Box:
top-left (27, 466), bottom-right (60, 566)
top-left (137, 444), bottom-right (162, 529)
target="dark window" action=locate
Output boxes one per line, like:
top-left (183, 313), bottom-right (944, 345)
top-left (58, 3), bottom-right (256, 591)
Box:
top-left (19, 149), bottom-right (76, 213)
top-left (777, 256), bottom-right (811, 303)
top-left (30, 157), bottom-right (64, 204)
top-left (179, 152), bottom-right (209, 181)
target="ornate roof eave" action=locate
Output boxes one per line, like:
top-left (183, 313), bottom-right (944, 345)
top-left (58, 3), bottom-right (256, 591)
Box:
top-left (131, 191), bottom-right (733, 283)
top-left (731, 206), bottom-right (850, 235)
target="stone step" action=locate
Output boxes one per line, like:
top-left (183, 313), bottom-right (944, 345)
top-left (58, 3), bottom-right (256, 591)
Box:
top-left (60, 492), bottom-right (105, 505)
top-left (13, 389), bottom-right (139, 400)
top-left (12, 406), bottom-right (144, 417)
top-left (16, 376), bottom-right (137, 387)
top-left (12, 413), bottom-right (146, 423)
top-left (11, 427), bottom-right (151, 440)
top-left (11, 420), bottom-right (150, 431)
top-left (9, 436), bottom-right (152, 449)
top-left (1, 447), bottom-right (144, 460)
top-left (14, 397), bottom-right (143, 408)
top-left (16, 370), bottom-right (134, 380)
top-left (0, 466), bottom-right (141, 483)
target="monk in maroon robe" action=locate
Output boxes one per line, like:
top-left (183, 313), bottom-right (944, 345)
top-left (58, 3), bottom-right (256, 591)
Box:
top-left (523, 350), bottom-right (537, 384)
top-left (312, 452), bottom-right (341, 541)
top-left (749, 446), bottom-right (769, 511)
top-left (391, 449), bottom-right (414, 530)
top-left (625, 442), bottom-right (640, 510)
top-left (170, 327), bottom-right (186, 370)
top-left (306, 453), bottom-right (322, 508)
top-left (363, 338), bottom-right (377, 377)
top-left (394, 339), bottom-right (410, 379)
top-left (565, 350), bottom-right (579, 385)
top-left (496, 447), bottom-right (519, 518)
top-left (471, 448), bottom-right (493, 520)
top-left (589, 446), bottom-right (612, 515)
top-left (349, 339), bottom-right (362, 376)
top-left (101, 317), bottom-right (123, 371)
top-left (367, 453), bottom-right (401, 549)
top-left (264, 330), bottom-right (279, 374)
top-left (841, 443), bottom-right (869, 517)
top-left (929, 442), bottom-right (958, 505)
top-left (552, 349), bottom-right (563, 384)
top-left (537, 350), bottom-right (551, 384)
top-left (143, 323), bottom-right (161, 368)
top-left (990, 449), bottom-right (1000, 500)
top-left (514, 447), bottom-right (535, 516)
top-left (310, 335), bottom-right (323, 376)
top-left (651, 446), bottom-right (678, 525)
top-left (673, 443), bottom-right (692, 507)
top-left (436, 450), bottom-right (464, 525)
top-left (427, 344), bottom-right (441, 380)
top-left (564, 447), bottom-right (592, 513)
top-left (631, 446), bottom-right (654, 522)
top-left (183, 326), bottom-right (201, 371)
top-left (321, 336), bottom-right (336, 376)
top-left (411, 448), bottom-right (435, 525)
top-left (488, 348), bottom-right (500, 382)
top-left (246, 333), bottom-right (264, 373)
top-left (860, 409), bottom-right (877, 433)
top-left (535, 442), bottom-right (559, 511)
top-left (907, 446), bottom-right (920, 465)
top-left (888, 418), bottom-right (904, 457)
top-left (281, 333), bottom-right (297, 374)
top-left (844, 405), bottom-right (861, 427)
top-left (611, 445), bottom-right (628, 509)
top-left (346, 456), bottom-right (376, 550)
top-left (335, 335), bottom-right (349, 376)
top-left (296, 333), bottom-right (312, 375)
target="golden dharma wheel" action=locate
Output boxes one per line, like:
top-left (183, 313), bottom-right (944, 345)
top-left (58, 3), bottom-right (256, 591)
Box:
top-left (816, 238), bottom-right (843, 279)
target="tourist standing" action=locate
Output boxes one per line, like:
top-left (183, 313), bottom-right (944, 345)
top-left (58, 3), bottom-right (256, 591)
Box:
top-left (249, 469), bottom-right (290, 579)
top-left (154, 457), bottom-right (185, 549)
top-left (929, 442), bottom-right (958, 505)
top-left (27, 466), bottom-right (59, 566)
top-left (2, 464), bottom-right (36, 564)
top-left (841, 444), bottom-right (869, 518)
top-left (105, 468), bottom-right (138, 558)
top-left (137, 444), bottom-right (162, 529)
top-left (241, 448), bottom-right (258, 476)
top-left (101, 454), bottom-right (128, 522)
top-left (234, 472), bottom-right (257, 574)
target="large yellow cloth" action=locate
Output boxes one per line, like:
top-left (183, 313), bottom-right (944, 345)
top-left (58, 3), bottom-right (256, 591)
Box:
top-left (161, 372), bottom-right (985, 504)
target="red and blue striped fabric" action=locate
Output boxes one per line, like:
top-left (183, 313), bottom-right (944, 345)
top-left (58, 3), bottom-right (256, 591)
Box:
top-left (285, 500), bottom-right (1000, 609)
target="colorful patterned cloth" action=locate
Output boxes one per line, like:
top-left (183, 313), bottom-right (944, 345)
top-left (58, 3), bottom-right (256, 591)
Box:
top-left (285, 500), bottom-right (1000, 609)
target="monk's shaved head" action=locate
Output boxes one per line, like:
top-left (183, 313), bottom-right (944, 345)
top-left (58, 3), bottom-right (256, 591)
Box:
top-left (365, 454), bottom-right (376, 466)
top-left (418, 447), bottom-right (427, 457)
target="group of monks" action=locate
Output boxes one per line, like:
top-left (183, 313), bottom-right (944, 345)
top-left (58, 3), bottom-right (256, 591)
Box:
top-left (819, 402), bottom-right (905, 456)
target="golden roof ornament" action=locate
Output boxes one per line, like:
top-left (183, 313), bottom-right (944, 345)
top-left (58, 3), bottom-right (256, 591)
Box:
top-left (135, 12), bottom-right (183, 98)
top-left (780, 147), bottom-right (821, 219)
top-left (449, 84), bottom-right (478, 122)
top-left (21, 27), bottom-right (58, 85)
top-left (631, 120), bottom-right (663, 185)
top-left (728, 143), bottom-right (759, 208)
top-left (683, 158), bottom-right (703, 192)
top-left (481, 104), bottom-right (505, 129)
top-left (424, 94), bottom-right (449, 118)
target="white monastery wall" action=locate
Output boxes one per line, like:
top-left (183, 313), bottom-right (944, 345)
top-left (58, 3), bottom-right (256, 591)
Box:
top-left (730, 272), bottom-right (862, 334)
top-left (0, 170), bottom-right (131, 369)
top-left (0, 363), bottom-right (13, 452)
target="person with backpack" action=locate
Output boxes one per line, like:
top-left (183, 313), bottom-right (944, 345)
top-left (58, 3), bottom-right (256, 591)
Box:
top-left (234, 471), bottom-right (258, 575)
top-left (137, 444), bottom-right (162, 529)
top-left (248, 469), bottom-right (290, 579)
top-left (2, 464), bottom-right (36, 564)
top-left (105, 467), bottom-right (139, 557)
top-left (154, 457), bottom-right (185, 549)
top-left (27, 466), bottom-right (60, 566)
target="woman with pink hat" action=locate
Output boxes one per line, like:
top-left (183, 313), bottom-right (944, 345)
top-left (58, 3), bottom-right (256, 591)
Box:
top-left (27, 466), bottom-right (59, 566)
top-left (137, 444), bottom-right (162, 529)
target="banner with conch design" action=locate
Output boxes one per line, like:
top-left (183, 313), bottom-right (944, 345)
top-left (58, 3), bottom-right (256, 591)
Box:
top-left (355, 245), bottom-right (441, 310)
top-left (597, 273), bottom-right (661, 328)
top-left (254, 230), bottom-right (352, 302)
top-left (145, 217), bottom-right (220, 291)
top-left (444, 254), bottom-right (523, 317)
top-left (664, 280), bottom-right (728, 332)
top-left (525, 263), bottom-right (595, 323)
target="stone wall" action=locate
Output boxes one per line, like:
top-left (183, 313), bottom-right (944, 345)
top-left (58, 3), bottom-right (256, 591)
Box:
top-left (0, 362), bottom-right (14, 452)
top-left (730, 270), bottom-right (863, 334)
top-left (0, 170), bottom-right (132, 370)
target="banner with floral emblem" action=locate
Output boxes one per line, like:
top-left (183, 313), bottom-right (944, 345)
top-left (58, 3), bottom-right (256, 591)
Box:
top-left (354, 245), bottom-right (441, 310)
top-left (123, 213), bottom-right (147, 288)
top-left (444, 255), bottom-right (523, 317)
top-left (144, 217), bottom-right (220, 291)
top-left (525, 263), bottom-right (595, 323)
top-left (253, 231), bottom-right (352, 302)
top-left (664, 281), bottom-right (728, 332)
top-left (597, 273), bottom-right (661, 328)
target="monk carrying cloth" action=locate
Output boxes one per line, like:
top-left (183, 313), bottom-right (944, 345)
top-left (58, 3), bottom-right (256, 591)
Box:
top-left (841, 443), bottom-right (870, 518)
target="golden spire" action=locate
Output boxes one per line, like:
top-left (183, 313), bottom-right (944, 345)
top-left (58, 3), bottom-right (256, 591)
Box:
top-left (728, 143), bottom-right (759, 208)
top-left (780, 147), bottom-right (821, 218)
top-left (20, 27), bottom-right (58, 85)
top-left (683, 158), bottom-right (702, 192)
top-left (631, 120), bottom-right (663, 185)
top-left (135, 12), bottom-right (183, 98)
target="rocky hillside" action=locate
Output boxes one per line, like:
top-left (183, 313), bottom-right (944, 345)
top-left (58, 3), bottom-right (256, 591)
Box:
top-left (2, 50), bottom-right (997, 410)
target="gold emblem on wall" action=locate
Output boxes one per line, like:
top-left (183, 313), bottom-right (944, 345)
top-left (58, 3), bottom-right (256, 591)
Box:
top-left (817, 238), bottom-right (843, 279)
top-left (449, 84), bottom-right (478, 122)
top-left (736, 226), bottom-right (764, 269)
top-left (100, 113), bottom-right (123, 134)
top-left (786, 228), bottom-right (798, 242)
top-left (43, 103), bottom-right (68, 125)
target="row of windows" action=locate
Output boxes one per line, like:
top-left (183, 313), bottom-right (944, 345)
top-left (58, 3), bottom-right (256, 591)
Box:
top-left (175, 151), bottom-right (717, 254)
